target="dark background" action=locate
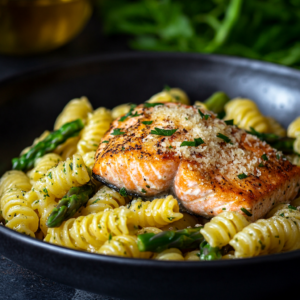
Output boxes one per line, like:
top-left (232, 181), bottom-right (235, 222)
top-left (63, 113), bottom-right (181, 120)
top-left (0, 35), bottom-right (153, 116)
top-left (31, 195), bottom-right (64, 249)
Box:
top-left (0, 14), bottom-right (125, 300)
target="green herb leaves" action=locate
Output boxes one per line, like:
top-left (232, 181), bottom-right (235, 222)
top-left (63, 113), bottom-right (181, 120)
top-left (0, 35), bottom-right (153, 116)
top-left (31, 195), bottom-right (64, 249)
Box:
top-left (237, 173), bottom-right (248, 179)
top-left (180, 138), bottom-right (204, 147)
top-left (225, 119), bottom-right (234, 125)
top-left (142, 121), bottom-right (153, 125)
top-left (119, 187), bottom-right (128, 197)
top-left (198, 109), bottom-right (210, 120)
top-left (241, 207), bottom-right (252, 217)
top-left (144, 102), bottom-right (164, 108)
top-left (261, 154), bottom-right (268, 161)
top-left (102, 140), bottom-right (109, 143)
top-left (150, 127), bottom-right (177, 136)
top-left (288, 205), bottom-right (297, 210)
top-left (217, 133), bottom-right (232, 144)
top-left (119, 104), bottom-right (139, 122)
top-left (111, 128), bottom-right (125, 136)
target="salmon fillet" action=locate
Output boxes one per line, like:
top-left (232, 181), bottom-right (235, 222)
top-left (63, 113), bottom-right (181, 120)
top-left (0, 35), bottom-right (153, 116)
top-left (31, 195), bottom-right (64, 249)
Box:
top-left (93, 103), bottom-right (300, 221)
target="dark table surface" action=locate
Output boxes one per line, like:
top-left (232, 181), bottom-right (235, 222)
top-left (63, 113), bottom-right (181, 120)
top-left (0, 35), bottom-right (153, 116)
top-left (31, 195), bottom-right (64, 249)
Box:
top-left (0, 13), bottom-right (127, 300)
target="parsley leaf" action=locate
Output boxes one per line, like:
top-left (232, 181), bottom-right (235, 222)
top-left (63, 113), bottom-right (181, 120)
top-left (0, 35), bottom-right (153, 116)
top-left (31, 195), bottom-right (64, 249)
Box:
top-left (288, 205), bottom-right (297, 210)
top-left (164, 85), bottom-right (171, 91)
top-left (119, 104), bottom-right (139, 122)
top-left (111, 128), bottom-right (125, 136)
top-left (144, 102), bottom-right (164, 108)
top-left (238, 173), bottom-right (248, 179)
top-left (261, 154), bottom-right (268, 161)
top-left (141, 188), bottom-right (147, 194)
top-left (241, 207), bottom-right (252, 217)
top-left (225, 119), bottom-right (234, 125)
top-left (150, 127), bottom-right (178, 136)
top-left (198, 109), bottom-right (210, 120)
top-left (258, 163), bottom-right (265, 167)
top-left (217, 133), bottom-right (232, 144)
top-left (119, 187), bottom-right (127, 197)
top-left (142, 121), bottom-right (153, 125)
top-left (180, 137), bottom-right (205, 147)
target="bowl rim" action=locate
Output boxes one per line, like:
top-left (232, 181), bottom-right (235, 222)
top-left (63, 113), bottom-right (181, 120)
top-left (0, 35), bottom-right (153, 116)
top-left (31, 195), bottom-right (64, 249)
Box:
top-left (1, 51), bottom-right (300, 269)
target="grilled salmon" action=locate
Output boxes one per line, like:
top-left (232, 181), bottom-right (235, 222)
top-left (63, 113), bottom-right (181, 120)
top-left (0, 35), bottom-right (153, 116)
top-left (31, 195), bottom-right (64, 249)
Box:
top-left (93, 103), bottom-right (300, 221)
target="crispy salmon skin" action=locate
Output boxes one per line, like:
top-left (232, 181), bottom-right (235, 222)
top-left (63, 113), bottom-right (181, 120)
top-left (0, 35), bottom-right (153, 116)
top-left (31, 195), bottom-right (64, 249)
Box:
top-left (93, 103), bottom-right (300, 221)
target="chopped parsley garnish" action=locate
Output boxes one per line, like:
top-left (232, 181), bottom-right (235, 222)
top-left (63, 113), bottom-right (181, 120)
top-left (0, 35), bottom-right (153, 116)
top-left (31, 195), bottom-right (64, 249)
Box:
top-left (164, 85), bottom-right (171, 91)
top-left (241, 207), bottom-right (252, 216)
top-left (150, 127), bottom-right (178, 136)
top-left (238, 173), bottom-right (248, 179)
top-left (137, 204), bottom-right (142, 209)
top-left (131, 111), bottom-right (141, 117)
top-left (225, 119), bottom-right (234, 125)
top-left (288, 205), bottom-right (297, 210)
top-left (144, 102), bottom-right (164, 108)
top-left (43, 188), bottom-right (50, 197)
top-left (261, 154), bottom-right (268, 161)
top-left (119, 187), bottom-right (127, 197)
top-left (222, 208), bottom-right (226, 210)
top-left (180, 137), bottom-right (205, 147)
top-left (119, 104), bottom-right (137, 122)
top-left (276, 154), bottom-right (281, 160)
top-left (169, 145), bottom-right (173, 149)
top-left (69, 163), bottom-right (73, 171)
top-left (142, 121), bottom-right (153, 125)
top-left (279, 213), bottom-right (285, 217)
top-left (217, 133), bottom-right (232, 144)
top-left (168, 217), bottom-right (175, 221)
top-left (198, 109), bottom-right (210, 120)
top-left (146, 185), bottom-right (150, 188)
top-left (108, 233), bottom-right (112, 242)
top-left (102, 140), bottom-right (109, 143)
top-left (47, 172), bottom-right (52, 179)
top-left (259, 163), bottom-right (265, 167)
top-left (141, 188), bottom-right (147, 194)
top-left (111, 128), bottom-right (125, 136)
top-left (259, 240), bottom-right (265, 250)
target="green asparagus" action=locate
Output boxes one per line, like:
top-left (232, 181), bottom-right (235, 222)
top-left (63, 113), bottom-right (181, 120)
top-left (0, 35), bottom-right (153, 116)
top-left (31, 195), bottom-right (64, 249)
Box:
top-left (46, 183), bottom-right (96, 228)
top-left (204, 91), bottom-right (230, 114)
top-left (137, 227), bottom-right (204, 252)
top-left (199, 240), bottom-right (222, 261)
top-left (12, 119), bottom-right (84, 171)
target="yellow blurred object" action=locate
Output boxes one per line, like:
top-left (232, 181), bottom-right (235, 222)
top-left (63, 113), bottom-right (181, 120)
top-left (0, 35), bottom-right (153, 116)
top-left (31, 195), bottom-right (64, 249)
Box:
top-left (0, 0), bottom-right (92, 55)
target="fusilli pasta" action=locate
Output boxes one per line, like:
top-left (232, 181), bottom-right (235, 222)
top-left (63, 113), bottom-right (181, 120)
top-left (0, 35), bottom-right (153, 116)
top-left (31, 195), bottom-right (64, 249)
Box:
top-left (98, 235), bottom-right (152, 258)
top-left (111, 103), bottom-right (132, 120)
top-left (224, 98), bottom-right (269, 132)
top-left (147, 88), bottom-right (190, 105)
top-left (128, 196), bottom-right (183, 228)
top-left (287, 116), bottom-right (300, 138)
top-left (54, 136), bottom-right (80, 160)
top-left (153, 248), bottom-right (184, 261)
top-left (184, 250), bottom-right (200, 261)
top-left (77, 108), bottom-right (112, 156)
top-left (82, 151), bottom-right (96, 170)
top-left (200, 211), bottom-right (249, 248)
top-left (266, 116), bottom-right (286, 137)
top-left (161, 213), bottom-right (199, 231)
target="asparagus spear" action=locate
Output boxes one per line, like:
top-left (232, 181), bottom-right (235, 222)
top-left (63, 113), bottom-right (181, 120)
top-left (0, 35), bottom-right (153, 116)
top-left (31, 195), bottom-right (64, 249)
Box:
top-left (12, 119), bottom-right (84, 171)
top-left (247, 127), bottom-right (295, 154)
top-left (199, 241), bottom-right (222, 261)
top-left (204, 91), bottom-right (230, 114)
top-left (46, 183), bottom-right (96, 228)
top-left (137, 227), bottom-right (204, 252)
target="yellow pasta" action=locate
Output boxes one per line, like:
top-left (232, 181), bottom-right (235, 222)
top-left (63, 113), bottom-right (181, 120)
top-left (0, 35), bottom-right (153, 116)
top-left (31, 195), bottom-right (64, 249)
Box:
top-left (266, 203), bottom-right (300, 220)
top-left (287, 116), bottom-right (300, 138)
top-left (147, 88), bottom-right (190, 105)
top-left (54, 136), bottom-right (80, 160)
top-left (98, 235), bottom-right (152, 258)
top-left (77, 107), bottom-right (112, 156)
top-left (27, 153), bottom-right (62, 182)
top-left (1, 188), bottom-right (39, 237)
top-left (266, 116), bottom-right (286, 137)
top-left (194, 101), bottom-right (208, 110)
top-left (82, 151), bottom-right (96, 170)
top-left (161, 213), bottom-right (199, 231)
top-left (224, 98), bottom-right (269, 132)
top-left (153, 248), bottom-right (184, 261)
top-left (137, 227), bottom-right (162, 235)
top-left (229, 216), bottom-right (300, 258)
top-left (128, 196), bottom-right (183, 228)
top-left (184, 250), bottom-right (200, 261)
top-left (112, 103), bottom-right (132, 120)
top-left (293, 137), bottom-right (300, 154)
top-left (0, 170), bottom-right (32, 198)
top-left (54, 96), bottom-right (93, 130)
top-left (200, 211), bottom-right (249, 248)
top-left (45, 207), bottom-right (138, 252)
top-left (77, 185), bottom-right (128, 216)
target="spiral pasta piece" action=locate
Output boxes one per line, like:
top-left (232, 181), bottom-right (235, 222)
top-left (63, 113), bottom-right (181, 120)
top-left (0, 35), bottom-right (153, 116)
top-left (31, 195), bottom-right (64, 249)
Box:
top-left (128, 196), bottom-right (183, 228)
top-left (27, 153), bottom-right (62, 182)
top-left (98, 235), bottom-right (152, 258)
top-left (161, 213), bottom-right (199, 231)
top-left (112, 103), bottom-right (132, 120)
top-left (224, 98), bottom-right (269, 132)
top-left (0, 170), bottom-right (32, 198)
top-left (200, 211), bottom-right (249, 248)
top-left (82, 151), bottom-right (96, 170)
top-left (184, 250), bottom-right (200, 261)
top-left (229, 216), bottom-right (300, 258)
top-left (45, 207), bottom-right (138, 252)
top-left (287, 116), bottom-right (300, 138)
top-left (194, 101), bottom-right (208, 110)
top-left (77, 107), bottom-right (112, 156)
top-left (266, 117), bottom-right (286, 137)
top-left (153, 248), bottom-right (184, 261)
top-left (148, 88), bottom-right (190, 105)
top-left (1, 188), bottom-right (39, 237)
top-left (266, 203), bottom-right (300, 220)
top-left (77, 185), bottom-right (128, 216)
top-left (54, 96), bottom-right (93, 130)
top-left (54, 136), bottom-right (80, 160)
top-left (137, 227), bottom-right (162, 235)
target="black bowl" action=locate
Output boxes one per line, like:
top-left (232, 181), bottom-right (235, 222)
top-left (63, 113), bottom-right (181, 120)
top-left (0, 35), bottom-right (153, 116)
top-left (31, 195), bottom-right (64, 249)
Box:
top-left (1, 53), bottom-right (300, 300)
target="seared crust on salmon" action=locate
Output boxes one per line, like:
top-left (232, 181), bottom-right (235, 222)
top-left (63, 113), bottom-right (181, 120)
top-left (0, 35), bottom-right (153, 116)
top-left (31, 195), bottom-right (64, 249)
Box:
top-left (93, 103), bottom-right (300, 221)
